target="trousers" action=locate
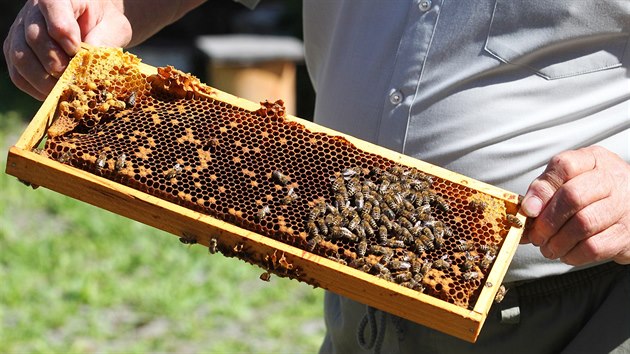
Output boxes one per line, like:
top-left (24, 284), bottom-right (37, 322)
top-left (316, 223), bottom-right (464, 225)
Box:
top-left (320, 262), bottom-right (630, 354)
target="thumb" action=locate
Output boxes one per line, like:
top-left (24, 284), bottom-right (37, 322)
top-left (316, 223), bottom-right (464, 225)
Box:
top-left (82, 11), bottom-right (132, 48)
top-left (521, 149), bottom-right (597, 218)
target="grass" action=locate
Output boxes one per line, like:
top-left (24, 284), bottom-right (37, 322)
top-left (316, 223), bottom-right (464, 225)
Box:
top-left (0, 84), bottom-right (325, 353)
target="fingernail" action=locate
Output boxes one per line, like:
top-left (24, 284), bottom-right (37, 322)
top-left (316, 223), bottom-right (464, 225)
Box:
top-left (521, 195), bottom-right (542, 217)
top-left (61, 37), bottom-right (79, 56)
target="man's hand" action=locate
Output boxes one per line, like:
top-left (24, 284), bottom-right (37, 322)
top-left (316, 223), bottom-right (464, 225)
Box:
top-left (520, 146), bottom-right (630, 266)
top-left (3, 0), bottom-right (132, 100)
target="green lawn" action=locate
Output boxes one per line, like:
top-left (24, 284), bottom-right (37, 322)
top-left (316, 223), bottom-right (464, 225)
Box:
top-left (0, 90), bottom-right (325, 353)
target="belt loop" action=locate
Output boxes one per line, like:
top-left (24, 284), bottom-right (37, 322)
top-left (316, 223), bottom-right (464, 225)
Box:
top-left (499, 287), bottom-right (521, 324)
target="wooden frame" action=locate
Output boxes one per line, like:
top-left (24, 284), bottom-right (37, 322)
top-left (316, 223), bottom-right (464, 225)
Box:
top-left (5, 46), bottom-right (525, 343)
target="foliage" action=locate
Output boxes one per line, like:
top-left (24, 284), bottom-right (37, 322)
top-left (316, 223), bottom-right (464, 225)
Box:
top-left (0, 91), bottom-right (325, 353)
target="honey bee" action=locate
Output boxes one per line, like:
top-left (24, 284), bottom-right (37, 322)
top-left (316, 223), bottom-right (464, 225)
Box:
top-left (410, 179), bottom-right (430, 191)
top-left (57, 151), bottom-right (72, 163)
top-left (281, 188), bottom-right (298, 205)
top-left (208, 237), bottom-right (218, 254)
top-left (357, 239), bottom-right (368, 257)
top-left (331, 226), bottom-right (358, 242)
top-left (388, 260), bottom-right (412, 271)
top-left (394, 271), bottom-right (413, 283)
top-left (271, 170), bottom-right (290, 185)
top-left (399, 209), bottom-right (417, 224)
top-left (307, 234), bottom-right (323, 252)
top-left (316, 217), bottom-right (329, 236)
top-left (255, 205), bottom-right (271, 222)
top-left (347, 214), bottom-right (361, 231)
top-left (433, 255), bottom-right (451, 270)
top-left (387, 166), bottom-right (404, 176)
top-left (479, 252), bottom-right (496, 270)
top-left (420, 260), bottom-right (432, 275)
top-left (469, 200), bottom-right (487, 213)
top-left (165, 163), bottom-right (183, 178)
top-left (384, 238), bottom-right (405, 249)
top-left (203, 137), bottom-right (220, 152)
top-left (328, 214), bottom-right (344, 228)
top-left (478, 243), bottom-right (497, 254)
top-left (355, 224), bottom-right (367, 239)
top-left (377, 225), bottom-right (388, 244)
top-left (413, 239), bottom-right (426, 254)
top-left (463, 271), bottom-right (479, 281)
top-left (383, 194), bottom-right (402, 212)
top-left (411, 259), bottom-right (423, 274)
top-left (126, 91), bottom-right (137, 108)
top-left (418, 229), bottom-right (434, 250)
top-left (506, 214), bottom-right (523, 228)
top-left (460, 257), bottom-right (476, 271)
top-left (494, 285), bottom-right (508, 303)
top-left (306, 220), bottom-right (320, 238)
top-left (433, 233), bottom-right (445, 249)
top-left (382, 205), bottom-right (397, 220)
top-left (331, 176), bottom-right (346, 193)
top-left (309, 201), bottom-right (326, 220)
top-left (398, 216), bottom-right (413, 230)
top-left (378, 178), bottom-right (391, 194)
top-left (364, 192), bottom-right (380, 208)
top-left (360, 202), bottom-right (372, 219)
top-left (97, 88), bottom-right (108, 103)
top-left (96, 151), bottom-right (108, 170)
top-left (362, 220), bottom-right (376, 238)
top-left (371, 262), bottom-right (391, 278)
top-left (179, 232), bottom-right (197, 245)
top-left (345, 176), bottom-right (360, 197)
top-left (434, 195), bottom-right (450, 212)
top-left (260, 271), bottom-right (272, 282)
top-left (367, 204), bottom-right (379, 220)
top-left (115, 153), bottom-right (127, 171)
top-left (342, 167), bottom-right (362, 179)
top-left (456, 239), bottom-right (472, 252)
top-left (398, 228), bottom-right (414, 245)
top-left (353, 192), bottom-right (365, 210)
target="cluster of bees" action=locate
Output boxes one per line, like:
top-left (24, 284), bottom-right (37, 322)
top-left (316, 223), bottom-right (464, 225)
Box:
top-left (305, 165), bottom-right (496, 292)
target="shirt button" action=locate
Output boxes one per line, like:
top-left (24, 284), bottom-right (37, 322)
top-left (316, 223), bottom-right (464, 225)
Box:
top-left (419, 0), bottom-right (431, 11)
top-left (389, 90), bottom-right (403, 105)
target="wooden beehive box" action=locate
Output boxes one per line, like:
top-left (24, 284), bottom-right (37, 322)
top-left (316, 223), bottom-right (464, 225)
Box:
top-left (5, 46), bottom-right (526, 343)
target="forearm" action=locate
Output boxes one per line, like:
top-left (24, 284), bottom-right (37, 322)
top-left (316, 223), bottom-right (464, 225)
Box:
top-left (120, 0), bottom-right (207, 47)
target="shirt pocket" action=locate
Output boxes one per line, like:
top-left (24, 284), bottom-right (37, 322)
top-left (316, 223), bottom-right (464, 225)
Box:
top-left (484, 0), bottom-right (630, 80)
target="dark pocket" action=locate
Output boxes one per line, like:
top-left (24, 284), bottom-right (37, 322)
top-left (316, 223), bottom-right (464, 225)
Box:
top-left (484, 0), bottom-right (629, 80)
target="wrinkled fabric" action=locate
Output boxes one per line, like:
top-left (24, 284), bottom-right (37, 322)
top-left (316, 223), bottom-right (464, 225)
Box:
top-left (303, 0), bottom-right (629, 283)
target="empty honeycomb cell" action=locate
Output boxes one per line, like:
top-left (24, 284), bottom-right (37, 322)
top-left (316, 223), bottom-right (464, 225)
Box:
top-left (39, 47), bottom-right (517, 310)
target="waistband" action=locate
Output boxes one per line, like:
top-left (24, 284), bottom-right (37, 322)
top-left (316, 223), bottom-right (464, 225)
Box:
top-left (506, 261), bottom-right (629, 299)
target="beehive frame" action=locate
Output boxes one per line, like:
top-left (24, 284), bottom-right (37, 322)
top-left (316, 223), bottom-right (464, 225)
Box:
top-left (5, 45), bottom-right (525, 342)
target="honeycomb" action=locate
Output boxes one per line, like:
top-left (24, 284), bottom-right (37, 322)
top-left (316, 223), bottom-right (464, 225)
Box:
top-left (41, 47), bottom-right (517, 309)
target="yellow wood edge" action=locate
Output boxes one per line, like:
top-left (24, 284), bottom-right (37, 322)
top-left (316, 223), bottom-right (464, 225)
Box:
top-left (471, 213), bottom-right (526, 325)
top-left (5, 44), bottom-right (526, 342)
top-left (6, 146), bottom-right (484, 342)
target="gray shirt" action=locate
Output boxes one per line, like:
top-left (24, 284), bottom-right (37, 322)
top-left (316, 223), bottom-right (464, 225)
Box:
top-left (302, 0), bottom-right (630, 282)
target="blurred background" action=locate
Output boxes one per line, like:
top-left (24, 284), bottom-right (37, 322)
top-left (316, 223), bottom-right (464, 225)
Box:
top-left (1, 1), bottom-right (324, 353)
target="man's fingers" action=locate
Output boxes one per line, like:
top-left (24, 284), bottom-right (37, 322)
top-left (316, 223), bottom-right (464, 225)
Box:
top-left (23, 8), bottom-right (70, 78)
top-left (527, 167), bottom-right (610, 246)
top-left (559, 220), bottom-right (630, 266)
top-left (81, 3), bottom-right (132, 48)
top-left (539, 196), bottom-right (619, 259)
top-left (7, 66), bottom-right (49, 101)
top-left (521, 149), bottom-right (597, 218)
top-left (5, 20), bottom-right (57, 98)
top-left (38, 0), bottom-right (82, 55)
